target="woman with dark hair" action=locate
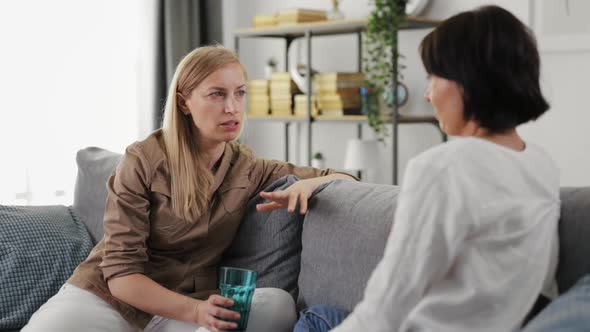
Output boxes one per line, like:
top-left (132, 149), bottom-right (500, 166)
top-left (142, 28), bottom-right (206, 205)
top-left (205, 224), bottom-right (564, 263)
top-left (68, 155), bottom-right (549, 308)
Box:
top-left (293, 5), bottom-right (559, 332)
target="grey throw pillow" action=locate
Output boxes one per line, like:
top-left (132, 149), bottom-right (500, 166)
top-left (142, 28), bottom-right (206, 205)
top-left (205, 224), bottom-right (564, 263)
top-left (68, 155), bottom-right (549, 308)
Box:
top-left (73, 147), bottom-right (122, 244)
top-left (221, 175), bottom-right (304, 300)
top-left (297, 180), bottom-right (399, 311)
top-left (556, 187), bottom-right (590, 293)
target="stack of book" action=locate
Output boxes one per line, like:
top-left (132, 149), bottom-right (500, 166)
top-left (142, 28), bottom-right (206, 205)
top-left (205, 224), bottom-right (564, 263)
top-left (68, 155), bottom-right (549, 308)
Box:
top-left (247, 80), bottom-right (270, 115)
top-left (315, 72), bottom-right (365, 116)
top-left (276, 9), bottom-right (327, 26)
top-left (294, 94), bottom-right (318, 117)
top-left (270, 72), bottom-right (299, 115)
top-left (252, 14), bottom-right (277, 28)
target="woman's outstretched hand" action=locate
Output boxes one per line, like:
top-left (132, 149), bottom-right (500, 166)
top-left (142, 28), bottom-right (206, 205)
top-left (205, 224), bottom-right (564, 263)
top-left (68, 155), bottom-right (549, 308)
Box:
top-left (256, 178), bottom-right (318, 214)
top-left (193, 295), bottom-right (240, 332)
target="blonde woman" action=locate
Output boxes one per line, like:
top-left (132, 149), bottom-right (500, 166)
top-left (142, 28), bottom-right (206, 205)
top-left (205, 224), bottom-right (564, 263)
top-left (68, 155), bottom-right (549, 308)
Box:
top-left (22, 45), bottom-right (354, 332)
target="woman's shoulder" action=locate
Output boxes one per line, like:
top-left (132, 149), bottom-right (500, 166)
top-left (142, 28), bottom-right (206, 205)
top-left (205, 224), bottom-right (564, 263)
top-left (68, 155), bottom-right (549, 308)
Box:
top-left (407, 138), bottom-right (498, 180)
top-left (226, 141), bottom-right (266, 179)
top-left (411, 139), bottom-right (470, 168)
top-left (130, 129), bottom-right (166, 155)
top-left (122, 129), bottom-right (169, 173)
top-left (228, 140), bottom-right (257, 162)
top-left (411, 137), bottom-right (558, 186)
top-left (413, 137), bottom-right (514, 165)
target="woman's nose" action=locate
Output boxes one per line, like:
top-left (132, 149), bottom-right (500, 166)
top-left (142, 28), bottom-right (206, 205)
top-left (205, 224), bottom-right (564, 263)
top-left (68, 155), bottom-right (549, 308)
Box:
top-left (224, 97), bottom-right (237, 113)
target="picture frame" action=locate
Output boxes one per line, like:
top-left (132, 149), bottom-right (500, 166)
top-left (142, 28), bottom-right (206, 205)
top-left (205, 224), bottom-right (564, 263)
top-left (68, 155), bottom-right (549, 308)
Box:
top-left (529, 0), bottom-right (590, 53)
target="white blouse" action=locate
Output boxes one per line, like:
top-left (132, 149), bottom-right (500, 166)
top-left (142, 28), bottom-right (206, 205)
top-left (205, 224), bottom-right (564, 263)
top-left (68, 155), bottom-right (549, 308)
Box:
top-left (333, 137), bottom-right (560, 332)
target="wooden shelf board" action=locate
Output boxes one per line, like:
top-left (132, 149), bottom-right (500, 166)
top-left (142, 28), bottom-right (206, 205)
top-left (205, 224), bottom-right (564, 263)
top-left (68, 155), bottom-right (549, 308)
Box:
top-left (315, 114), bottom-right (379, 122)
top-left (398, 114), bottom-right (439, 124)
top-left (235, 16), bottom-right (439, 38)
top-left (247, 114), bottom-right (309, 122)
top-left (316, 114), bottom-right (438, 123)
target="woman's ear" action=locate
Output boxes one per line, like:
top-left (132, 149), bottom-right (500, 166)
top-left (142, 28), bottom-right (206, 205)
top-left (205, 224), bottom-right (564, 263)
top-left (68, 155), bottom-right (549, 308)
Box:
top-left (177, 93), bottom-right (190, 115)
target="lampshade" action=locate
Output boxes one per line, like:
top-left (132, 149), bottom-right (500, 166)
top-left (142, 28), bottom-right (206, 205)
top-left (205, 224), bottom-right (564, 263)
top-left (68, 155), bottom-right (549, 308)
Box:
top-left (343, 139), bottom-right (380, 171)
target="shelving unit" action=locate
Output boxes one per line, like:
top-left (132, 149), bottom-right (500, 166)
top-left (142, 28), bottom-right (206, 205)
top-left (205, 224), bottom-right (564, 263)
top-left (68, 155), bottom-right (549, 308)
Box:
top-left (235, 17), bottom-right (446, 185)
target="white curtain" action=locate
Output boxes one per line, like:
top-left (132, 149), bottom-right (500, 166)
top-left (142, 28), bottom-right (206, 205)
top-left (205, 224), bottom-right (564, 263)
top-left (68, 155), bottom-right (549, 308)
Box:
top-left (0, 0), bottom-right (156, 205)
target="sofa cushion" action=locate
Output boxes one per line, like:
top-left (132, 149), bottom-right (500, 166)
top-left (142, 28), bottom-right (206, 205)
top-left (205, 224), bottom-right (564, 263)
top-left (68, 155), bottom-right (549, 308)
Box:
top-left (297, 180), bottom-right (399, 311)
top-left (73, 147), bottom-right (122, 244)
top-left (556, 187), bottom-right (590, 293)
top-left (221, 175), bottom-right (304, 300)
top-left (0, 205), bottom-right (94, 330)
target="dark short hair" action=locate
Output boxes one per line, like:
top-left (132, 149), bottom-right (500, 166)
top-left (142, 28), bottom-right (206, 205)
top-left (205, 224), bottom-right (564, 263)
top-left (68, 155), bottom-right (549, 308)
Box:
top-left (419, 5), bottom-right (549, 133)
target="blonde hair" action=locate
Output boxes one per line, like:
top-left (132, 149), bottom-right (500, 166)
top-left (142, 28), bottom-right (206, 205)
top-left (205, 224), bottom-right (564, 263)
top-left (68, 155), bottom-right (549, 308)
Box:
top-left (162, 45), bottom-right (245, 222)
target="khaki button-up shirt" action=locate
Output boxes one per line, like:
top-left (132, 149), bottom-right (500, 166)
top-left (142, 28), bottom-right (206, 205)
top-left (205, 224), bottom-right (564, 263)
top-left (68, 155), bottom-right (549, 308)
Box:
top-left (68, 130), bottom-right (337, 328)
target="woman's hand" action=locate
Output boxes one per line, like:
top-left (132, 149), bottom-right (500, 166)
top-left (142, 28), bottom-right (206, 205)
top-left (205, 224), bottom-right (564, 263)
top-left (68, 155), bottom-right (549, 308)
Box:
top-left (193, 295), bottom-right (240, 332)
top-left (257, 174), bottom-right (356, 214)
top-left (256, 178), bottom-right (321, 214)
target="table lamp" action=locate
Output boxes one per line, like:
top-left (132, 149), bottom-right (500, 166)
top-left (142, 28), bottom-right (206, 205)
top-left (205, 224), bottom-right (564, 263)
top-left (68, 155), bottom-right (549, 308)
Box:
top-left (343, 139), bottom-right (380, 181)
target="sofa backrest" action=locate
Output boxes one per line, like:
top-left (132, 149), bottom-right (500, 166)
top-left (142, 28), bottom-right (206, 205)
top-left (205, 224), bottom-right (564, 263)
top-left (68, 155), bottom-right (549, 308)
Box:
top-left (73, 147), bottom-right (122, 244)
top-left (297, 180), bottom-right (399, 311)
top-left (298, 180), bottom-right (590, 311)
top-left (556, 187), bottom-right (590, 293)
top-left (72, 147), bottom-right (590, 308)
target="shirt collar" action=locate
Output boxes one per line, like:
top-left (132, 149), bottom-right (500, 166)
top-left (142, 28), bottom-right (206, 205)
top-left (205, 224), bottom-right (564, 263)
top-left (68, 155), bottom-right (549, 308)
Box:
top-left (209, 142), bottom-right (234, 196)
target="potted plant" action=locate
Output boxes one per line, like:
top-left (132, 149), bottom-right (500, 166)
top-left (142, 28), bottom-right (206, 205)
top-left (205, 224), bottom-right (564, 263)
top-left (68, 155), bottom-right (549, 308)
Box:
top-left (362, 0), bottom-right (408, 142)
top-left (311, 152), bottom-right (325, 168)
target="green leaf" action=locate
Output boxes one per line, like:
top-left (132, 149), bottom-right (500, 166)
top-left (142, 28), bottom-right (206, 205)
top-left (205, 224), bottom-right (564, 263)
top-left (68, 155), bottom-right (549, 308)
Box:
top-left (363, 0), bottom-right (407, 141)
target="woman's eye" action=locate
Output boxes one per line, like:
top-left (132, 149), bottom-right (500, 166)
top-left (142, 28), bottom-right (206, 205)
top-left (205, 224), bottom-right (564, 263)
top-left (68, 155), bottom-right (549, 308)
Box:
top-left (236, 90), bottom-right (246, 97)
top-left (210, 91), bottom-right (225, 97)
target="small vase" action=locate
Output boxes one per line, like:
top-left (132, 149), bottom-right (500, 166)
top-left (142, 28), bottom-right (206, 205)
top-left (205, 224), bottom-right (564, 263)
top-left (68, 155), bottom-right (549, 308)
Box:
top-left (328, 0), bottom-right (345, 20)
top-left (311, 158), bottom-right (325, 169)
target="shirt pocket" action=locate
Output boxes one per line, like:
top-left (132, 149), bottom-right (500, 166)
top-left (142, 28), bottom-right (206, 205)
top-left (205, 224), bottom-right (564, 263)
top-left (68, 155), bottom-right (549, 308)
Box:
top-left (218, 180), bottom-right (250, 215)
top-left (150, 180), bottom-right (182, 236)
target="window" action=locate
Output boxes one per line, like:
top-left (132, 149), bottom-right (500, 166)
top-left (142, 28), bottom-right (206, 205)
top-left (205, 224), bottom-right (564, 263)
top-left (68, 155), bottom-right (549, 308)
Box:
top-left (0, 0), bottom-right (147, 205)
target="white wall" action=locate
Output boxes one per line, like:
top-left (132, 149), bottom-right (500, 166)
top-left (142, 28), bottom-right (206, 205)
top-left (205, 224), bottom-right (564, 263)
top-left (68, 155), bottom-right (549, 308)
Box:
top-left (223, 0), bottom-right (589, 186)
top-left (519, 51), bottom-right (590, 186)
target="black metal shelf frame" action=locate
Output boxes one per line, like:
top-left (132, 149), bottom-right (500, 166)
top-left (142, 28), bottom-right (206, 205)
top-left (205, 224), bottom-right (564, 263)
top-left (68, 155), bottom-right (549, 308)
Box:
top-left (234, 19), bottom-right (446, 184)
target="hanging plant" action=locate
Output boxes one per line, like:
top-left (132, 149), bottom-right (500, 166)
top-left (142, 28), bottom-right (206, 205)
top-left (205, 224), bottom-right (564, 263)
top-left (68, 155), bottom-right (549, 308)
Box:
top-left (362, 0), bottom-right (407, 142)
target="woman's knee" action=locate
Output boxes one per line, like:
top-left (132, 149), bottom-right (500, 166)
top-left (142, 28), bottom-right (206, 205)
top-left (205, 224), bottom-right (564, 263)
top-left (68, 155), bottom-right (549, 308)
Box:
top-left (294, 304), bottom-right (349, 332)
top-left (246, 287), bottom-right (297, 332)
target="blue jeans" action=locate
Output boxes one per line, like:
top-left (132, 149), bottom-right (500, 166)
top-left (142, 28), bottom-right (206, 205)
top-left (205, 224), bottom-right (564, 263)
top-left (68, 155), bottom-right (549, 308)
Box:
top-left (521, 274), bottom-right (590, 331)
top-left (293, 305), bottom-right (349, 332)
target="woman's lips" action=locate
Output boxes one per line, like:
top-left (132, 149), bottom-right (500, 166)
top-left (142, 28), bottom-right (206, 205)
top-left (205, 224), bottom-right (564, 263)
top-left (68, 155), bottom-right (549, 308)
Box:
top-left (220, 120), bottom-right (240, 131)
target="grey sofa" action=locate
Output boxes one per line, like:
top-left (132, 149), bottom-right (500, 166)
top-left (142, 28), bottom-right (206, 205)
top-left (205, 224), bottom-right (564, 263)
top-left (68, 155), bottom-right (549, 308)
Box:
top-left (295, 182), bottom-right (590, 325)
top-left (1, 146), bottom-right (589, 331)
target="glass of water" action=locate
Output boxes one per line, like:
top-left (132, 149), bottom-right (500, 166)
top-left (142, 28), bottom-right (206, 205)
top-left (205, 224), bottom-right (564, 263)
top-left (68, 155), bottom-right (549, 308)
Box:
top-left (218, 267), bottom-right (257, 331)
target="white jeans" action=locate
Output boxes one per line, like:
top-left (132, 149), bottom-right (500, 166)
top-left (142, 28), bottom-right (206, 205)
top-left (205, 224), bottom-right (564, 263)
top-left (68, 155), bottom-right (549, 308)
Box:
top-left (22, 283), bottom-right (296, 332)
